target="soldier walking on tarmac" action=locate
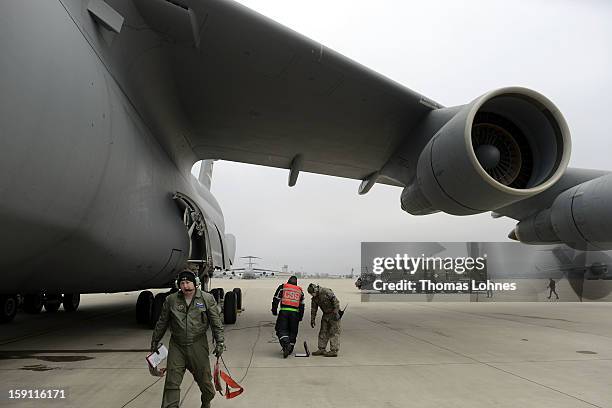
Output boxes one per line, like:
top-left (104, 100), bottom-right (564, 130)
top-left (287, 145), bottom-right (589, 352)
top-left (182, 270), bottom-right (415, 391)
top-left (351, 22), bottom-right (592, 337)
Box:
top-left (547, 278), bottom-right (559, 300)
top-left (151, 270), bottom-right (225, 408)
top-left (308, 283), bottom-right (341, 357)
top-left (271, 276), bottom-right (305, 358)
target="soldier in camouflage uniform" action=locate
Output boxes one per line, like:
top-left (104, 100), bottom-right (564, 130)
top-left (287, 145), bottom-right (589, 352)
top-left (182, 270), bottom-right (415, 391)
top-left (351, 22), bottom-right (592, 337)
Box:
top-left (151, 270), bottom-right (224, 408)
top-left (307, 283), bottom-right (341, 357)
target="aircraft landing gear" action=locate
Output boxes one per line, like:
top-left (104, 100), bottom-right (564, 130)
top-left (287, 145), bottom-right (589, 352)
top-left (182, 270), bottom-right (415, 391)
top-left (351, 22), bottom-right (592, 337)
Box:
top-left (136, 291), bottom-right (154, 325)
top-left (1, 292), bottom-right (82, 323)
top-left (223, 290), bottom-right (237, 325)
top-left (0, 295), bottom-right (18, 323)
top-left (210, 288), bottom-right (222, 304)
top-left (134, 283), bottom-right (242, 326)
top-left (63, 293), bottom-right (80, 312)
top-left (44, 294), bottom-right (62, 313)
top-left (208, 287), bottom-right (241, 324)
top-left (23, 294), bottom-right (44, 314)
top-left (232, 288), bottom-right (242, 311)
top-left (134, 290), bottom-right (177, 327)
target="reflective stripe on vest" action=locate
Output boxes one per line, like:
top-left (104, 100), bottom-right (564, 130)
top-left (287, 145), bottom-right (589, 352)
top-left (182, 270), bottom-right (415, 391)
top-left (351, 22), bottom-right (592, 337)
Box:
top-left (281, 283), bottom-right (302, 308)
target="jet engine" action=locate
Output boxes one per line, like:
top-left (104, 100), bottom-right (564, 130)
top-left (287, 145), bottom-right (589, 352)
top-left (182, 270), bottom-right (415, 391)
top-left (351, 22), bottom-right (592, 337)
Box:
top-left (589, 262), bottom-right (608, 279)
top-left (401, 87), bottom-right (571, 215)
top-left (512, 174), bottom-right (612, 251)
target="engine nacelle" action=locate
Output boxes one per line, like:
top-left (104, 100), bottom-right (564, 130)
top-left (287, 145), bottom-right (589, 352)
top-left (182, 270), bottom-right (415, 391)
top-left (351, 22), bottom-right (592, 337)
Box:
top-left (514, 174), bottom-right (612, 250)
top-left (401, 87), bottom-right (571, 215)
top-left (587, 262), bottom-right (608, 279)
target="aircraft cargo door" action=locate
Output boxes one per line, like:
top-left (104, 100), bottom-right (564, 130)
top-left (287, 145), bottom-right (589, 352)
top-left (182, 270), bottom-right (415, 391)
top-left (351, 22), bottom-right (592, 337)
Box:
top-left (205, 219), bottom-right (225, 271)
top-left (173, 192), bottom-right (214, 273)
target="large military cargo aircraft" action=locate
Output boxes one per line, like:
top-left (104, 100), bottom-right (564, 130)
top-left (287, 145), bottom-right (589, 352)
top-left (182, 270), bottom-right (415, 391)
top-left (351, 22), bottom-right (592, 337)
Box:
top-left (1, 0), bottom-right (610, 323)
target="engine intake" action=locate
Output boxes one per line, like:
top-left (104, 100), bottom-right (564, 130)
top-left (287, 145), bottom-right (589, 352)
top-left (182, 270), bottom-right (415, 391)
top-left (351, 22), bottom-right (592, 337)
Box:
top-left (401, 87), bottom-right (571, 215)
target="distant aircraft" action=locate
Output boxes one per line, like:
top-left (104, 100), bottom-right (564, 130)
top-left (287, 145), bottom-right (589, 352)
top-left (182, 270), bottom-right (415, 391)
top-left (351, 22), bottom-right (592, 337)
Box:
top-left (230, 256), bottom-right (288, 279)
top-left (1, 0), bottom-right (611, 323)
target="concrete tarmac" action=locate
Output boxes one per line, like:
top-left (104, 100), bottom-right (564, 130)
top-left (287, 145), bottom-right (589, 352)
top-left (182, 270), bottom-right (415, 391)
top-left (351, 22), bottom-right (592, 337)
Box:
top-left (1, 278), bottom-right (612, 407)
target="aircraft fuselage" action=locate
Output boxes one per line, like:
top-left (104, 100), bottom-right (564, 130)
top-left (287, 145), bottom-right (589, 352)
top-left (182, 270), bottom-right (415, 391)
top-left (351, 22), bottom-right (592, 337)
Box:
top-left (0, 0), bottom-right (225, 294)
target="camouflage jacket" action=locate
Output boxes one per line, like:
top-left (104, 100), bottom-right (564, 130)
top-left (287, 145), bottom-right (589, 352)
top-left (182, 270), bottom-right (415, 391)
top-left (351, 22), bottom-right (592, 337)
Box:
top-left (151, 289), bottom-right (224, 348)
top-left (311, 287), bottom-right (340, 321)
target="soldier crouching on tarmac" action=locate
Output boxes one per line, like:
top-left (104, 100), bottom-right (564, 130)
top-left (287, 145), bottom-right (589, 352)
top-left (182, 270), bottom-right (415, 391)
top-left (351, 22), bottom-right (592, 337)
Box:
top-left (271, 276), bottom-right (305, 358)
top-left (151, 270), bottom-right (225, 408)
top-left (307, 283), bottom-right (341, 357)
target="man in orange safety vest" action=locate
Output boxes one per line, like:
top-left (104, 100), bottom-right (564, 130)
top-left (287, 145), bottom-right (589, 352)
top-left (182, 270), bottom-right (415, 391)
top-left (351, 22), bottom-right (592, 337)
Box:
top-left (271, 276), bottom-right (305, 358)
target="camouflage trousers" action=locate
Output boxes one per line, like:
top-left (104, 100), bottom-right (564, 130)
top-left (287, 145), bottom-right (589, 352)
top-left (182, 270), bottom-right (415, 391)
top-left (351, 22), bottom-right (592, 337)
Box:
top-left (318, 314), bottom-right (341, 352)
top-left (161, 337), bottom-right (215, 408)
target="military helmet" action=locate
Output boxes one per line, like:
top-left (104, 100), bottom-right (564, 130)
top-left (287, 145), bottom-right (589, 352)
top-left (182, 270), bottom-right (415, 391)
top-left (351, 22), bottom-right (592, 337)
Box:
top-left (307, 283), bottom-right (319, 294)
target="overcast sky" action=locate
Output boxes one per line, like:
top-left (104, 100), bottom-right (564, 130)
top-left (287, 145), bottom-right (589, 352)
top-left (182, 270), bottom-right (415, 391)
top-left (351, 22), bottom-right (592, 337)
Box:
top-left (197, 0), bottom-right (612, 275)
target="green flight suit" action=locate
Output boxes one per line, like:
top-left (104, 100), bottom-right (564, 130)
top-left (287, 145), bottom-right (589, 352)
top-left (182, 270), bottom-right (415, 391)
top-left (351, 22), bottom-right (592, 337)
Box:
top-left (311, 287), bottom-right (341, 352)
top-left (151, 289), bottom-right (224, 408)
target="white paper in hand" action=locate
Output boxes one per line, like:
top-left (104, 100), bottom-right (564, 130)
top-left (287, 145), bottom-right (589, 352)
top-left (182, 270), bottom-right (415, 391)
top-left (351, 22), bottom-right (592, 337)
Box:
top-left (146, 344), bottom-right (168, 368)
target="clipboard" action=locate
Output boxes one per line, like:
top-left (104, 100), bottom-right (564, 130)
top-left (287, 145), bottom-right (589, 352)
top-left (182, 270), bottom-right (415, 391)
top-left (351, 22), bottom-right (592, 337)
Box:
top-left (146, 344), bottom-right (168, 377)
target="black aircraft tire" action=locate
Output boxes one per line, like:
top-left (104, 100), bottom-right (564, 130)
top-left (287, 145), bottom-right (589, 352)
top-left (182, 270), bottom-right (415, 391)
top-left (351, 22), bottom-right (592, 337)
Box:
top-left (213, 288), bottom-right (225, 303)
top-left (63, 293), bottom-right (80, 312)
top-left (150, 293), bottom-right (167, 329)
top-left (232, 288), bottom-right (242, 310)
top-left (210, 288), bottom-right (221, 304)
top-left (0, 295), bottom-right (18, 323)
top-left (23, 294), bottom-right (43, 314)
top-left (44, 294), bottom-right (62, 313)
top-left (136, 291), bottom-right (154, 324)
top-left (223, 291), bottom-right (237, 325)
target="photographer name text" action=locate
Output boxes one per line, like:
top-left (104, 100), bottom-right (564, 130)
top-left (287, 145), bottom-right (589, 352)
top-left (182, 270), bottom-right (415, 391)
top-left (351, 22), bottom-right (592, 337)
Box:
top-left (373, 279), bottom-right (517, 292)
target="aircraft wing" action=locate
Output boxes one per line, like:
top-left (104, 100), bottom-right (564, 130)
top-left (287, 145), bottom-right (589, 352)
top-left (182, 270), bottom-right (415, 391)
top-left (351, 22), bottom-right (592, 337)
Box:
top-left (127, 1), bottom-right (608, 251)
top-left (136, 0), bottom-right (437, 186)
